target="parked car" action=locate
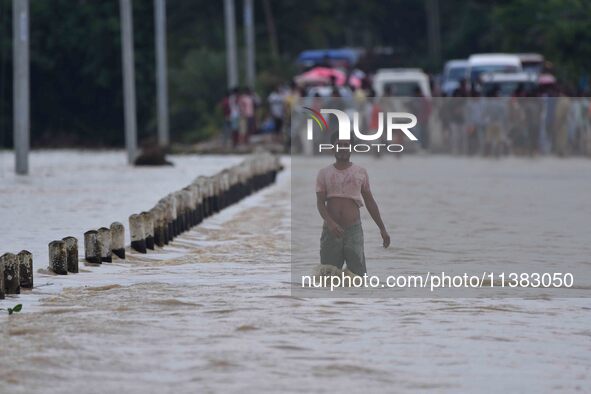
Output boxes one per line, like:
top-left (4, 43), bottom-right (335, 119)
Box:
top-left (441, 59), bottom-right (468, 96)
top-left (372, 68), bottom-right (432, 97)
top-left (480, 72), bottom-right (538, 96)
top-left (305, 85), bottom-right (353, 98)
top-left (517, 53), bottom-right (544, 75)
top-left (467, 54), bottom-right (522, 87)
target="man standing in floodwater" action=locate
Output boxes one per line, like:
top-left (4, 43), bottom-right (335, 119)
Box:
top-left (316, 134), bottom-right (390, 276)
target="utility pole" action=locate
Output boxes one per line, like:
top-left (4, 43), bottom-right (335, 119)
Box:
top-left (120, 0), bottom-right (137, 164)
top-left (224, 0), bottom-right (238, 89)
top-left (13, 0), bottom-right (29, 175)
top-left (243, 0), bottom-right (255, 89)
top-left (262, 0), bottom-right (279, 63)
top-left (154, 0), bottom-right (169, 147)
top-left (425, 0), bottom-right (441, 69)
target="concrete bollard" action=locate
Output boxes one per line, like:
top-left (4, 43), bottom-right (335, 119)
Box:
top-left (0, 259), bottom-right (4, 299)
top-left (154, 205), bottom-right (168, 248)
top-left (129, 214), bottom-right (147, 253)
top-left (0, 253), bottom-right (20, 294)
top-left (198, 180), bottom-right (208, 219)
top-left (221, 172), bottom-right (228, 208)
top-left (228, 168), bottom-right (239, 206)
top-left (62, 236), bottom-right (79, 273)
top-left (208, 177), bottom-right (217, 216)
top-left (195, 177), bottom-right (210, 218)
top-left (174, 193), bottom-right (184, 234)
top-left (181, 190), bottom-right (192, 231)
top-left (182, 189), bottom-right (192, 230)
top-left (216, 172), bottom-right (225, 210)
top-left (160, 202), bottom-right (170, 245)
top-left (48, 240), bottom-right (68, 275)
top-left (84, 230), bottom-right (102, 264)
top-left (150, 206), bottom-right (160, 247)
top-left (226, 171), bottom-right (234, 206)
top-left (251, 160), bottom-right (260, 192)
top-left (97, 227), bottom-right (112, 262)
top-left (140, 211), bottom-right (155, 250)
top-left (192, 186), bottom-right (200, 226)
top-left (110, 222), bottom-right (126, 259)
top-left (191, 185), bottom-right (202, 225)
top-left (183, 188), bottom-right (194, 229)
top-left (195, 186), bottom-right (204, 225)
top-left (181, 191), bottom-right (189, 232)
top-left (244, 166), bottom-right (251, 198)
top-left (168, 196), bottom-right (176, 237)
top-left (206, 178), bottom-right (215, 217)
top-left (159, 204), bottom-right (169, 245)
top-left (272, 155), bottom-right (281, 183)
top-left (159, 198), bottom-right (172, 244)
top-left (168, 196), bottom-right (177, 239)
top-left (212, 175), bottom-right (221, 213)
top-left (219, 173), bottom-right (227, 210)
top-left (237, 167), bottom-right (249, 201)
top-left (174, 192), bottom-right (183, 235)
top-left (17, 250), bottom-right (33, 289)
top-left (163, 201), bottom-right (171, 244)
top-left (190, 188), bottom-right (197, 226)
top-left (220, 171), bottom-right (230, 210)
top-left (206, 179), bottom-right (214, 217)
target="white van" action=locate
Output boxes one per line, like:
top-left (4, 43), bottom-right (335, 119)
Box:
top-left (467, 54), bottom-right (522, 85)
top-left (480, 72), bottom-right (538, 96)
top-left (372, 68), bottom-right (432, 97)
top-left (441, 59), bottom-right (468, 96)
top-left (517, 53), bottom-right (544, 75)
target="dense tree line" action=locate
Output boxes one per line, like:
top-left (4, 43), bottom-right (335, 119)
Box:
top-left (0, 0), bottom-right (589, 148)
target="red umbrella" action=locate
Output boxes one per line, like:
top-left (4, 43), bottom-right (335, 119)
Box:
top-left (295, 67), bottom-right (361, 88)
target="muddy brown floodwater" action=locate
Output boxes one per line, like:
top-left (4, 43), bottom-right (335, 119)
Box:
top-left (1, 156), bottom-right (590, 393)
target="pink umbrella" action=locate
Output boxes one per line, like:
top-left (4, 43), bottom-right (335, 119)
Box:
top-left (295, 67), bottom-right (361, 88)
top-left (538, 73), bottom-right (556, 85)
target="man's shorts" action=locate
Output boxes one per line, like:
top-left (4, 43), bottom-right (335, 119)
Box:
top-left (320, 221), bottom-right (366, 276)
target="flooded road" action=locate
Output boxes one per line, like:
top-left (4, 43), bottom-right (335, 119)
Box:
top-left (1, 155), bottom-right (590, 393)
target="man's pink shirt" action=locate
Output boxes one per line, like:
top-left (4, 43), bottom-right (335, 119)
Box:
top-left (316, 163), bottom-right (370, 207)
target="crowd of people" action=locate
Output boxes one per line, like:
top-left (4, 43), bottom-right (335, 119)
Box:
top-left (219, 87), bottom-right (259, 148)
top-left (437, 81), bottom-right (591, 157)
top-left (219, 83), bottom-right (307, 149)
top-left (219, 77), bottom-right (591, 157)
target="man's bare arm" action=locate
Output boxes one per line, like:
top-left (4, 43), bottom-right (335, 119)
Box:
top-left (316, 192), bottom-right (344, 237)
top-left (362, 189), bottom-right (391, 248)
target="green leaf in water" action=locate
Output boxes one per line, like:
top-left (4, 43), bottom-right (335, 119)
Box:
top-left (6, 304), bottom-right (23, 315)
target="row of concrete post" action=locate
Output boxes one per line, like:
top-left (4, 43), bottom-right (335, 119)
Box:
top-left (82, 223), bottom-right (126, 265)
top-left (44, 221), bottom-right (126, 277)
top-left (48, 237), bottom-right (79, 275)
top-left (129, 153), bottom-right (282, 253)
top-left (1, 153), bottom-right (281, 299)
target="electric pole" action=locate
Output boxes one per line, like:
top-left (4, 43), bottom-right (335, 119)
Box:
top-left (224, 0), bottom-right (238, 89)
top-left (13, 0), bottom-right (29, 175)
top-left (120, 0), bottom-right (138, 164)
top-left (426, 0), bottom-right (442, 69)
top-left (154, 0), bottom-right (169, 147)
top-left (243, 0), bottom-right (255, 89)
